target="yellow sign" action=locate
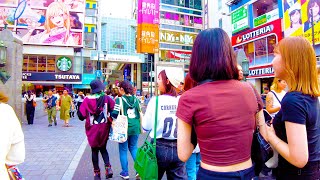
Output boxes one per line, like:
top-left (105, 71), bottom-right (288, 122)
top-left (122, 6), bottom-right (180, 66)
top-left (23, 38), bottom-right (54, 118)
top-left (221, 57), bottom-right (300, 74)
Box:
top-left (283, 0), bottom-right (320, 45)
top-left (137, 23), bottom-right (159, 54)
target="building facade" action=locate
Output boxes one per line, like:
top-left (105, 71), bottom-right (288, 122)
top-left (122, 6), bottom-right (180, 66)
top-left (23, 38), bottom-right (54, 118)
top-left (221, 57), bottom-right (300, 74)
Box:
top-left (206, 0), bottom-right (232, 36)
top-left (158, 0), bottom-right (204, 73)
top-left (94, 17), bottom-right (144, 91)
top-left (227, 0), bottom-right (320, 93)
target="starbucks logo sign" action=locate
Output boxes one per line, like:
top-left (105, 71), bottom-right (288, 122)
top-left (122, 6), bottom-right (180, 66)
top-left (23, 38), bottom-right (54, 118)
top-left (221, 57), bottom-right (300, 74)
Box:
top-left (57, 56), bottom-right (72, 72)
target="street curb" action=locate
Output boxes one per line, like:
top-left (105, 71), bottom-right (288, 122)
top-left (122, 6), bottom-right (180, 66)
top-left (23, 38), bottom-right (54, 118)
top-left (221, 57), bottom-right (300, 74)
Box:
top-left (61, 137), bottom-right (88, 180)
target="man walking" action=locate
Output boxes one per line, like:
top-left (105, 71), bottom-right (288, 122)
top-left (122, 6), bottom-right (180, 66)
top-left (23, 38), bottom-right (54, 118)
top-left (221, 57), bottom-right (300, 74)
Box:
top-left (57, 89), bottom-right (74, 127)
top-left (44, 89), bottom-right (58, 127)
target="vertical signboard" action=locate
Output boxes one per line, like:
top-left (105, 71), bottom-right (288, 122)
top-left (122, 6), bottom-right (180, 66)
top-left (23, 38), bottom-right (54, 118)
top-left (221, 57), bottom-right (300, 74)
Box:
top-left (283, 0), bottom-right (320, 45)
top-left (231, 6), bottom-right (249, 34)
top-left (137, 0), bottom-right (159, 54)
top-left (0, 0), bottom-right (85, 47)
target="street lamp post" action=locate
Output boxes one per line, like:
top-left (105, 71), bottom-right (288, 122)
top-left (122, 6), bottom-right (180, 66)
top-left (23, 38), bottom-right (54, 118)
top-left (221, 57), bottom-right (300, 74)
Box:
top-left (311, 9), bottom-right (315, 48)
top-left (242, 58), bottom-right (249, 81)
top-left (103, 50), bottom-right (107, 82)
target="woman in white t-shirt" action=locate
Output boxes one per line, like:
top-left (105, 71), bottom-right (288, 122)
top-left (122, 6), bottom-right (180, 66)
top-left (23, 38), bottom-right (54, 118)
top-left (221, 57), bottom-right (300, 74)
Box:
top-left (142, 67), bottom-right (187, 180)
top-left (0, 91), bottom-right (25, 180)
top-left (266, 78), bottom-right (287, 118)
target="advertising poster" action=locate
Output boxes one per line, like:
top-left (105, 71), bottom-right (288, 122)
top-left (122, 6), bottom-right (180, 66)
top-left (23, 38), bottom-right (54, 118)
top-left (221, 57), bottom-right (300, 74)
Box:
top-left (283, 0), bottom-right (320, 45)
top-left (231, 6), bottom-right (249, 34)
top-left (137, 0), bottom-right (159, 54)
top-left (301, 0), bottom-right (320, 45)
top-left (0, 0), bottom-right (85, 47)
top-left (283, 0), bottom-right (303, 37)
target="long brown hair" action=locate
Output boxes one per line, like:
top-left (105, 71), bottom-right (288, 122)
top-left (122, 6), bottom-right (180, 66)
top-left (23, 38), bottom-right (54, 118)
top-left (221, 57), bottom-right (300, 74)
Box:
top-left (274, 36), bottom-right (320, 96)
top-left (158, 70), bottom-right (177, 96)
top-left (183, 73), bottom-right (197, 91)
top-left (0, 91), bottom-right (9, 103)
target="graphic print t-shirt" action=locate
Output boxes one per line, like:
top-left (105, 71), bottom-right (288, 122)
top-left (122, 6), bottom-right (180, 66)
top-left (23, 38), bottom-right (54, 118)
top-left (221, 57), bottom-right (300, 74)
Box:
top-left (143, 95), bottom-right (179, 140)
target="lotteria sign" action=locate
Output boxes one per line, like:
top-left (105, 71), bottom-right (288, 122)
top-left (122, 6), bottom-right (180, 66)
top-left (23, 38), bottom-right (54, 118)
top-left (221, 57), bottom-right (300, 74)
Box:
top-left (248, 65), bottom-right (274, 78)
top-left (232, 19), bottom-right (282, 46)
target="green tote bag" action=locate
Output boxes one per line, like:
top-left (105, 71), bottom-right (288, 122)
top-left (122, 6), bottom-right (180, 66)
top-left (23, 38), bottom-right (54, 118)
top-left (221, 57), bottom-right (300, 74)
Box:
top-left (134, 96), bottom-right (159, 180)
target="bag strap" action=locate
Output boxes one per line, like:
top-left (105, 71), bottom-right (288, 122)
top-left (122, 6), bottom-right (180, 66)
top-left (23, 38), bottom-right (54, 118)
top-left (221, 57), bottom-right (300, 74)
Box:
top-left (118, 97), bottom-right (123, 115)
top-left (270, 91), bottom-right (281, 104)
top-left (153, 96), bottom-right (159, 145)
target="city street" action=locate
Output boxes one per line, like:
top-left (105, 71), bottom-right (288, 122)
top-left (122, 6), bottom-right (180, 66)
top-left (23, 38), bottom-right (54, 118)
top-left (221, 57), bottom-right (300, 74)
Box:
top-left (19, 113), bottom-right (152, 180)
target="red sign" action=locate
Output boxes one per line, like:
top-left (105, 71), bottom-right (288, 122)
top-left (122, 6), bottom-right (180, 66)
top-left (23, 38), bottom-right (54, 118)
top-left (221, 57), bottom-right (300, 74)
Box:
top-left (248, 64), bottom-right (274, 78)
top-left (161, 50), bottom-right (191, 59)
top-left (232, 19), bottom-right (282, 46)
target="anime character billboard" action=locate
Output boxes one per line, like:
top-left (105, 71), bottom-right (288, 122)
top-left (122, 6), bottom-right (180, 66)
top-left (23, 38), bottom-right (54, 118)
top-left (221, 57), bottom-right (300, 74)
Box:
top-left (0, 0), bottom-right (84, 47)
top-left (283, 0), bottom-right (320, 45)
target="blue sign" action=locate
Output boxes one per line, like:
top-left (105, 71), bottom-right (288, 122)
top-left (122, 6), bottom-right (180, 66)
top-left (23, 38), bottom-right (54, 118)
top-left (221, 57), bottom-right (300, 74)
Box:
top-left (95, 70), bottom-right (102, 77)
top-left (82, 74), bottom-right (96, 84)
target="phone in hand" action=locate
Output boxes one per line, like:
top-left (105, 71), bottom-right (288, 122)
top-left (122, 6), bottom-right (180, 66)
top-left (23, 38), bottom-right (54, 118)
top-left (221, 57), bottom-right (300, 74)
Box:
top-left (263, 109), bottom-right (273, 126)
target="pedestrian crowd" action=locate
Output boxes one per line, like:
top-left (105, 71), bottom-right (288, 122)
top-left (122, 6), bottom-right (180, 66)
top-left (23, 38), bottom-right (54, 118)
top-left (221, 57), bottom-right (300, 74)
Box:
top-left (1, 28), bottom-right (319, 180)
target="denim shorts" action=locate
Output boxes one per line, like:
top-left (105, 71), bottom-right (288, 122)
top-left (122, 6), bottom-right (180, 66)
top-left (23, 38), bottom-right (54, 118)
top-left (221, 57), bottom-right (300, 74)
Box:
top-left (197, 165), bottom-right (255, 180)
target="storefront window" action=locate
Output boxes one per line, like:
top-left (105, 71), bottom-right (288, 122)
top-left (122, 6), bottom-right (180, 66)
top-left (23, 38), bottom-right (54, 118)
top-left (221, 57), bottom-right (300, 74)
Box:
top-left (244, 42), bottom-right (255, 65)
top-left (161, 0), bottom-right (202, 10)
top-left (234, 35), bottom-right (276, 66)
top-left (254, 38), bottom-right (267, 65)
top-left (24, 55), bottom-right (56, 72)
top-left (252, 0), bottom-right (277, 18)
top-left (83, 58), bottom-right (95, 73)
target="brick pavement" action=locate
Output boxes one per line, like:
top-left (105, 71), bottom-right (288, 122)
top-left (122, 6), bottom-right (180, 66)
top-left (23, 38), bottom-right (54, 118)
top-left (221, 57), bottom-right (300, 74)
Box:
top-left (20, 113), bottom-right (88, 180)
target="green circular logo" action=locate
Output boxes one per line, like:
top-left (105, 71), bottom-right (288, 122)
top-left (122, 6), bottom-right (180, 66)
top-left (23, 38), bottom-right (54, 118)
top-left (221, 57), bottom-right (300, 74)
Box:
top-left (57, 56), bottom-right (72, 72)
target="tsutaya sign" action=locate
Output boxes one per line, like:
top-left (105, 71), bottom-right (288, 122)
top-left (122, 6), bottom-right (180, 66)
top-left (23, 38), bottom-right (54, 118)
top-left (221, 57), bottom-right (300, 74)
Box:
top-left (248, 65), bottom-right (274, 78)
top-left (232, 19), bottom-right (282, 46)
top-left (22, 72), bottom-right (82, 82)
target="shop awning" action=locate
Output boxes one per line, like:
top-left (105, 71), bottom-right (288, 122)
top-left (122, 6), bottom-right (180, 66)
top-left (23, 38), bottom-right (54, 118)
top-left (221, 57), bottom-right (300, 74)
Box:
top-left (73, 84), bottom-right (91, 89)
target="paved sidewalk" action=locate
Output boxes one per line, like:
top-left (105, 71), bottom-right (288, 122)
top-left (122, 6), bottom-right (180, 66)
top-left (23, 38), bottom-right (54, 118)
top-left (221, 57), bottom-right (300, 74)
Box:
top-left (72, 134), bottom-right (147, 180)
top-left (20, 113), bottom-right (87, 180)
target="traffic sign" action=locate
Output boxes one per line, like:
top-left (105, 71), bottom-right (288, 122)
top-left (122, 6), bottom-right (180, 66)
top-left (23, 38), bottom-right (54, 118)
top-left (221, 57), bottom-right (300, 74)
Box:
top-left (95, 70), bottom-right (102, 77)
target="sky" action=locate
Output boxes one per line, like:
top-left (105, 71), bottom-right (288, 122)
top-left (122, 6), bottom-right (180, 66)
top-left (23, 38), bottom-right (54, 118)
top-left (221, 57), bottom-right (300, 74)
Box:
top-left (100, 0), bottom-right (133, 18)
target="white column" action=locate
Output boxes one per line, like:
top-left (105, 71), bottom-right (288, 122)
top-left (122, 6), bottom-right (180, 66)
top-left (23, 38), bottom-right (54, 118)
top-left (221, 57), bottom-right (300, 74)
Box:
top-left (137, 63), bottom-right (141, 90)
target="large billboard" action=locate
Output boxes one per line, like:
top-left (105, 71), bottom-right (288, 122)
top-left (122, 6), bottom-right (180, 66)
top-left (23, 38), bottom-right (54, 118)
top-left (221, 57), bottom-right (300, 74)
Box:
top-left (283, 0), bottom-right (320, 45)
top-left (0, 0), bottom-right (85, 47)
top-left (137, 0), bottom-right (159, 54)
top-left (160, 30), bottom-right (197, 46)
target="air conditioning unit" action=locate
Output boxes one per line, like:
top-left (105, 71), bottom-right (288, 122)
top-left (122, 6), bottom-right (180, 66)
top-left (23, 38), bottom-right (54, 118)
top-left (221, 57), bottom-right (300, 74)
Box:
top-left (226, 0), bottom-right (241, 6)
top-left (102, 68), bottom-right (112, 75)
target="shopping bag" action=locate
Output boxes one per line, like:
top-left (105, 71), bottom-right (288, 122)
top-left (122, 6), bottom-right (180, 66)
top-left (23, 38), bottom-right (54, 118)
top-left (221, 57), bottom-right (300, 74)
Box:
top-left (109, 97), bottom-right (128, 143)
top-left (134, 96), bottom-right (158, 180)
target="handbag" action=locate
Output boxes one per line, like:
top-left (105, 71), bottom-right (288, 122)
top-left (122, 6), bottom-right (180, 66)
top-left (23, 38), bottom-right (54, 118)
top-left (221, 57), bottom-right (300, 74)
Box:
top-left (6, 165), bottom-right (24, 180)
top-left (248, 83), bottom-right (273, 175)
top-left (32, 100), bottom-right (37, 107)
top-left (134, 96), bottom-right (159, 180)
top-left (109, 97), bottom-right (128, 143)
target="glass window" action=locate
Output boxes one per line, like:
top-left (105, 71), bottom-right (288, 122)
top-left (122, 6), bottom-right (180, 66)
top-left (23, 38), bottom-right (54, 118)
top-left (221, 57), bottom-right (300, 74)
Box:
top-left (267, 35), bottom-right (276, 63)
top-left (219, 18), bottom-right (222, 28)
top-left (23, 56), bottom-right (28, 71)
top-left (47, 56), bottom-right (55, 72)
top-left (235, 35), bottom-right (277, 66)
top-left (28, 56), bottom-right (37, 72)
top-left (37, 56), bottom-right (46, 72)
top-left (252, 0), bottom-right (277, 18)
top-left (85, 9), bottom-right (97, 17)
top-left (83, 59), bottom-right (95, 74)
top-left (218, 0), bottom-right (222, 10)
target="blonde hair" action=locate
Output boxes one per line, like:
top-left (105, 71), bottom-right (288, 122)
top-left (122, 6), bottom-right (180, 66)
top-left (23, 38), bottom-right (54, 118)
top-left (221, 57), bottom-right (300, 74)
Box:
top-left (44, 2), bottom-right (70, 43)
top-left (270, 78), bottom-right (282, 91)
top-left (0, 91), bottom-right (9, 103)
top-left (274, 36), bottom-right (320, 96)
